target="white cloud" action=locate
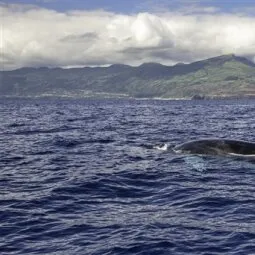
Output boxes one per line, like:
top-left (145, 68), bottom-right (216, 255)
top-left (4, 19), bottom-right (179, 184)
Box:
top-left (135, 0), bottom-right (220, 15)
top-left (1, 3), bottom-right (255, 70)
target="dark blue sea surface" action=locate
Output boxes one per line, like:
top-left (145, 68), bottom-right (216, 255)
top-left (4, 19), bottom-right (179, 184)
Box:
top-left (0, 98), bottom-right (255, 255)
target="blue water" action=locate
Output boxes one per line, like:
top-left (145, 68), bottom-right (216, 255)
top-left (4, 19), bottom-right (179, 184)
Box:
top-left (0, 98), bottom-right (255, 255)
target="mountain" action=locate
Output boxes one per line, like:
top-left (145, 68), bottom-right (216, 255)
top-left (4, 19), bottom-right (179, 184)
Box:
top-left (1, 54), bottom-right (255, 99)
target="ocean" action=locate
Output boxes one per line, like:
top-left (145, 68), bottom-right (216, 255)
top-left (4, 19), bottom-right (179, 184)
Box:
top-left (0, 98), bottom-right (255, 255)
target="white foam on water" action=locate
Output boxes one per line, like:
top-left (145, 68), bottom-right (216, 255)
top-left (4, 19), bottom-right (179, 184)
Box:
top-left (154, 143), bottom-right (168, 151)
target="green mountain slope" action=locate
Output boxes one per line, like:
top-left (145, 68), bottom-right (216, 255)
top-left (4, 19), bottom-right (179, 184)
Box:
top-left (1, 54), bottom-right (255, 99)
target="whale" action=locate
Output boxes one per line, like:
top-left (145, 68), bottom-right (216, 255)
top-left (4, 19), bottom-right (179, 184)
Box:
top-left (172, 139), bottom-right (255, 158)
top-left (150, 139), bottom-right (255, 171)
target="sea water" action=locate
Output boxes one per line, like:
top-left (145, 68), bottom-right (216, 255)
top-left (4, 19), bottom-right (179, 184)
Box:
top-left (0, 98), bottom-right (254, 254)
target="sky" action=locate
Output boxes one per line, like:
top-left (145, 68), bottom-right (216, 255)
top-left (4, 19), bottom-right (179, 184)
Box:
top-left (1, 0), bottom-right (255, 70)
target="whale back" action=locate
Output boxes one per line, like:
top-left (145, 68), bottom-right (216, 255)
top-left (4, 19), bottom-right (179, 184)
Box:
top-left (173, 139), bottom-right (255, 156)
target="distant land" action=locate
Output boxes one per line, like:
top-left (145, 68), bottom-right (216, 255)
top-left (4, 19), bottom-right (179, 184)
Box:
top-left (1, 54), bottom-right (255, 99)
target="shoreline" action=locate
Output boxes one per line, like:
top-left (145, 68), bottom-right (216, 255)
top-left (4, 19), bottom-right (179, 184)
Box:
top-left (1, 95), bottom-right (255, 101)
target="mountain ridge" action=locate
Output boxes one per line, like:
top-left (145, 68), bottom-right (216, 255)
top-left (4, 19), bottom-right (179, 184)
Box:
top-left (1, 54), bottom-right (255, 99)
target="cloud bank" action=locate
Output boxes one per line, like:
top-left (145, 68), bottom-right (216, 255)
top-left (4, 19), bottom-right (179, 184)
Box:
top-left (1, 3), bottom-right (255, 70)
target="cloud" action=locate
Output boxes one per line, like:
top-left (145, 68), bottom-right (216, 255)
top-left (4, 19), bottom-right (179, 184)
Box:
top-left (60, 32), bottom-right (99, 43)
top-left (136, 0), bottom-right (220, 15)
top-left (1, 3), bottom-right (255, 70)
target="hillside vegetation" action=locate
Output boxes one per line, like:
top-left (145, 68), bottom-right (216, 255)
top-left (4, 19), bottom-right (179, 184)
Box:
top-left (1, 54), bottom-right (255, 99)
